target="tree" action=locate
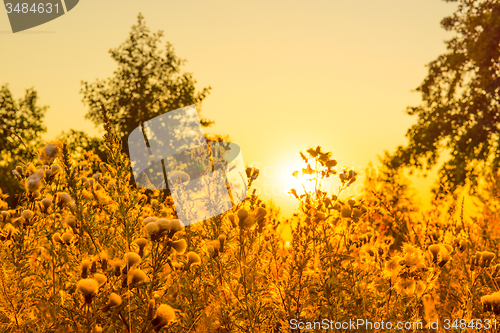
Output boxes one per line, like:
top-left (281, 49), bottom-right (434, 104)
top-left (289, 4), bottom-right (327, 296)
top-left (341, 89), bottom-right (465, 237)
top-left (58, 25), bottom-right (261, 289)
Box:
top-left (81, 13), bottom-right (212, 154)
top-left (0, 84), bottom-right (47, 207)
top-left (389, 0), bottom-right (500, 197)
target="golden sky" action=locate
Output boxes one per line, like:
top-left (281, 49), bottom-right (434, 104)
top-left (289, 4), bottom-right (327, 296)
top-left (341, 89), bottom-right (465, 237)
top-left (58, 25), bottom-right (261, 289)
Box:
top-left (1, 0), bottom-right (459, 216)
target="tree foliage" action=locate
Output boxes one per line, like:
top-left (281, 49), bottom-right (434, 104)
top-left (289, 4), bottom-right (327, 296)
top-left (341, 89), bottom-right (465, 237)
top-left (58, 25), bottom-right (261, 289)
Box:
top-left (0, 84), bottom-right (47, 207)
top-left (81, 13), bottom-right (212, 153)
top-left (389, 0), bottom-right (500, 197)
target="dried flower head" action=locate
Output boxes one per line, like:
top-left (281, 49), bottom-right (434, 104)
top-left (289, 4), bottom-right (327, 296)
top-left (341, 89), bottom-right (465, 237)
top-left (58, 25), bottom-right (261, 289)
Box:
top-left (81, 259), bottom-right (91, 278)
top-left (76, 278), bottom-right (99, 304)
top-left (133, 238), bottom-right (148, 257)
top-left (94, 273), bottom-right (107, 287)
top-left (185, 252), bottom-right (201, 270)
top-left (128, 269), bottom-right (148, 288)
top-left (152, 304), bottom-right (176, 331)
top-left (169, 239), bottom-right (187, 254)
top-left (101, 292), bottom-right (122, 312)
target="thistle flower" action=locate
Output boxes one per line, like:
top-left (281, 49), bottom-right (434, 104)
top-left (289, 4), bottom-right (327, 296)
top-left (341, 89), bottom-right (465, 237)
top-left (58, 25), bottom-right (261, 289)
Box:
top-left (169, 219), bottom-right (183, 235)
top-left (185, 252), bottom-right (201, 270)
top-left (22, 209), bottom-right (34, 221)
top-left (65, 216), bottom-right (76, 231)
top-left (112, 260), bottom-right (123, 277)
top-left (94, 273), bottom-right (107, 287)
top-left (101, 292), bottom-right (122, 312)
top-left (144, 221), bottom-right (160, 239)
top-left (61, 232), bottom-right (73, 245)
top-left (56, 192), bottom-right (73, 207)
top-left (52, 233), bottom-right (63, 244)
top-left (99, 250), bottom-right (109, 271)
top-left (152, 304), bottom-right (176, 331)
top-left (225, 215), bottom-right (236, 229)
top-left (41, 198), bottom-right (52, 212)
top-left (76, 278), bottom-right (99, 304)
top-left (128, 269), bottom-right (148, 288)
top-left (341, 208), bottom-right (352, 218)
top-left (481, 251), bottom-right (496, 267)
top-left (133, 238), bottom-right (148, 257)
top-left (81, 259), bottom-right (91, 278)
top-left (237, 209), bottom-right (248, 223)
top-left (123, 252), bottom-right (141, 273)
top-left (428, 244), bottom-right (441, 263)
top-left (156, 219), bottom-right (171, 235)
top-left (142, 217), bottom-right (158, 226)
top-left (169, 239), bottom-right (187, 254)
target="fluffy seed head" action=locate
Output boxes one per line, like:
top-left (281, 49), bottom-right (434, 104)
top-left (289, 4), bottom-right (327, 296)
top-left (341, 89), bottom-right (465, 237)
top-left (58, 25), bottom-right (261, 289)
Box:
top-left (61, 232), bottom-right (73, 245)
top-left (94, 273), bottom-right (107, 287)
top-left (142, 217), bottom-right (158, 226)
top-left (169, 219), bottom-right (183, 233)
top-left (129, 269), bottom-right (148, 288)
top-left (52, 233), bottom-right (63, 244)
top-left (170, 239), bottom-right (187, 254)
top-left (237, 209), bottom-right (248, 222)
top-left (124, 252), bottom-right (141, 267)
top-left (101, 292), bottom-right (122, 312)
top-left (81, 259), bottom-right (91, 278)
top-left (144, 222), bottom-right (160, 238)
top-left (152, 304), bottom-right (176, 331)
top-left (76, 278), bottom-right (99, 304)
top-left (186, 252), bottom-right (201, 270)
top-left (41, 198), bottom-right (52, 210)
top-left (22, 210), bottom-right (34, 220)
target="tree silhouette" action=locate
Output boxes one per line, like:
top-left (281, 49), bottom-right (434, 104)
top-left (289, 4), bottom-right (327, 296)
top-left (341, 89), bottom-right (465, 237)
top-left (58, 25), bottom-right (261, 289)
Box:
top-left (0, 84), bottom-right (47, 207)
top-left (81, 13), bottom-right (212, 154)
top-left (389, 0), bottom-right (500, 197)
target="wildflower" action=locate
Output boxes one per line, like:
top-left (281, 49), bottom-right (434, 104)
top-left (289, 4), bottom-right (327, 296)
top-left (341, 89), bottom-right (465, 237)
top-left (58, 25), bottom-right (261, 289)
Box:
top-left (61, 232), bottom-right (73, 245)
top-left (481, 251), bottom-right (495, 267)
top-left (152, 304), bottom-right (176, 331)
top-left (341, 208), bottom-right (351, 218)
top-left (101, 293), bottom-right (122, 312)
top-left (428, 244), bottom-right (441, 263)
top-left (169, 219), bottom-right (183, 236)
top-left (52, 233), bottom-right (63, 244)
top-left (99, 250), bottom-right (109, 270)
top-left (156, 219), bottom-right (171, 235)
top-left (481, 292), bottom-right (500, 314)
top-left (26, 169), bottom-right (44, 193)
top-left (142, 217), bottom-right (158, 226)
top-left (128, 269), bottom-right (148, 288)
top-left (169, 239), bottom-right (187, 254)
top-left (227, 213), bottom-right (236, 228)
top-left (41, 198), bottom-right (52, 212)
top-left (66, 216), bottom-right (77, 232)
top-left (241, 215), bottom-right (256, 230)
top-left (112, 260), bottom-right (123, 277)
top-left (133, 238), bottom-right (148, 257)
top-left (39, 142), bottom-right (61, 164)
top-left (56, 192), bottom-right (73, 208)
top-left (76, 278), bottom-right (99, 304)
top-left (123, 252), bottom-right (141, 274)
top-left (185, 252), bottom-right (201, 270)
top-left (237, 209), bottom-right (249, 223)
top-left (81, 259), bottom-right (92, 278)
top-left (94, 273), bottom-right (107, 287)
top-left (22, 209), bottom-right (34, 221)
top-left (144, 221), bottom-right (160, 239)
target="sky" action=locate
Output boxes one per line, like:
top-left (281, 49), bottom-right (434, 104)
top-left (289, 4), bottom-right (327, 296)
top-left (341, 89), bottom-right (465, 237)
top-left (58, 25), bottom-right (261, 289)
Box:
top-left (0, 0), bottom-right (460, 217)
